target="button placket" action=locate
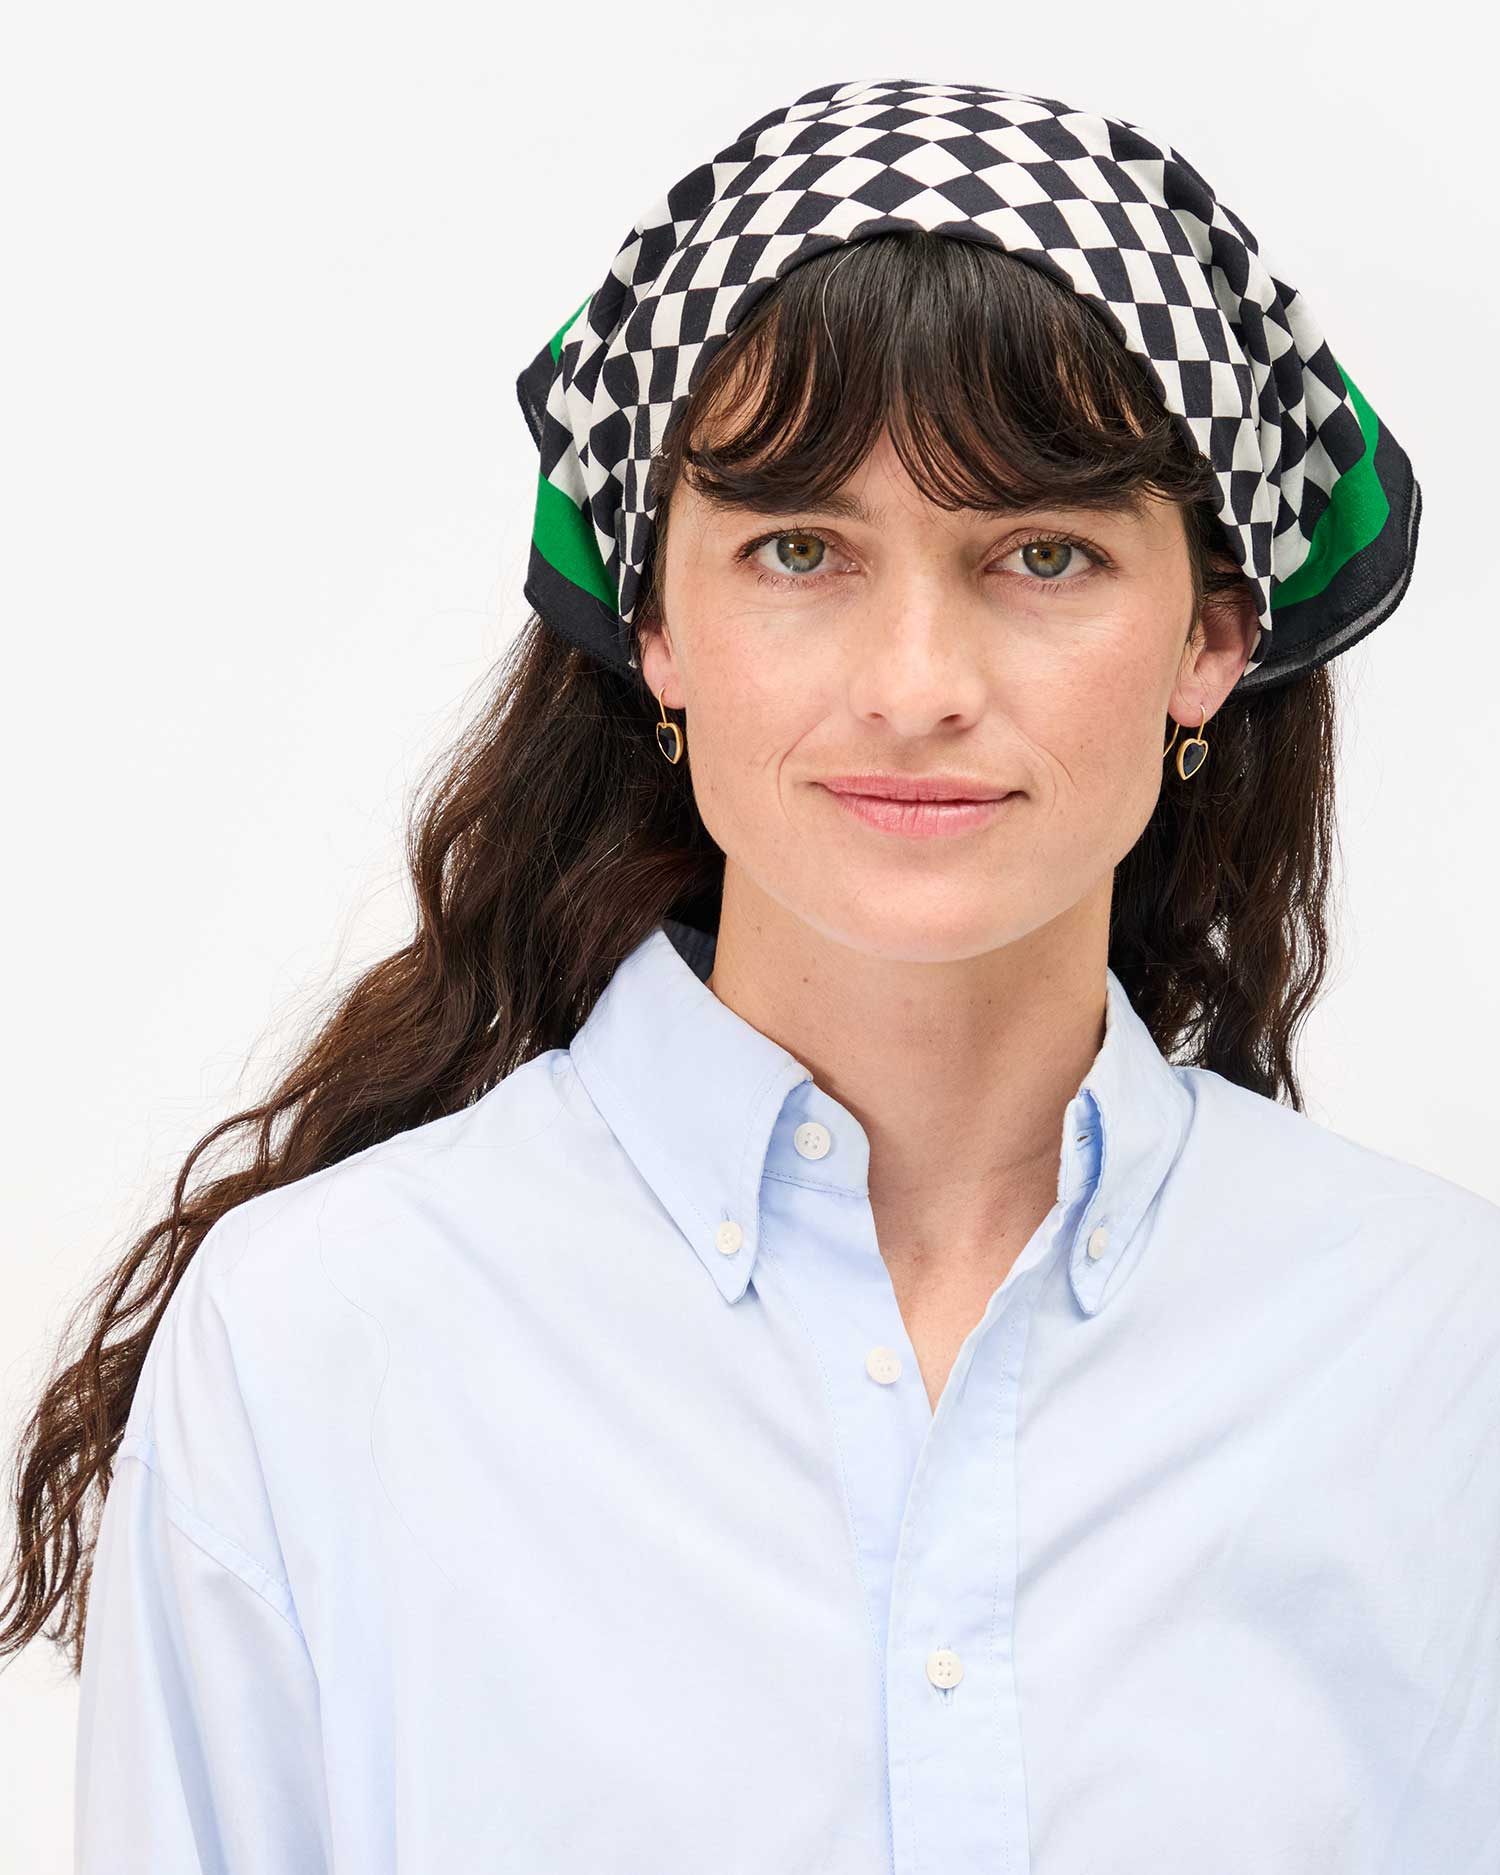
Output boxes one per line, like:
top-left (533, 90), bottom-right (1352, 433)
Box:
top-left (886, 1269), bottom-right (1037, 1870)
top-left (752, 1089), bottom-right (937, 1799)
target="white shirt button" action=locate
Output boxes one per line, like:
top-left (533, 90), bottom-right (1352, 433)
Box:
top-left (926, 1647), bottom-right (963, 1688)
top-left (1086, 1225), bottom-right (1109, 1260)
top-left (865, 1346), bottom-right (902, 1385)
top-left (715, 1220), bottom-right (744, 1256)
top-left (793, 1120), bottom-right (831, 1160)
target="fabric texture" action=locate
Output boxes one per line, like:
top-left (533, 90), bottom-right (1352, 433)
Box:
top-left (75, 917), bottom-right (1500, 1871)
top-left (515, 78), bottom-right (1422, 693)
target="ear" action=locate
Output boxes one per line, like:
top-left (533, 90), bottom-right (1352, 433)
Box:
top-left (1174, 562), bottom-right (1262, 719)
top-left (635, 598), bottom-right (682, 709)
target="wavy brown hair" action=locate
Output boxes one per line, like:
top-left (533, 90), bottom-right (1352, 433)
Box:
top-left (3, 228), bottom-right (1339, 1677)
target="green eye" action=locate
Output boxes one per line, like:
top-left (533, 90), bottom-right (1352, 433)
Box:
top-left (735, 525), bottom-right (1110, 595)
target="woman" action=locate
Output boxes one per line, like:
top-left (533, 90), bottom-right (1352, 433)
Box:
top-left (5, 76), bottom-right (1494, 1873)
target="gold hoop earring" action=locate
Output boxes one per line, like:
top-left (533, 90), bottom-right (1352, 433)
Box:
top-left (1167, 703), bottom-right (1209, 780)
top-left (654, 685), bottom-right (684, 765)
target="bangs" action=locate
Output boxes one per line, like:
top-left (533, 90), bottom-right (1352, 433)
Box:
top-left (643, 228), bottom-right (1219, 551)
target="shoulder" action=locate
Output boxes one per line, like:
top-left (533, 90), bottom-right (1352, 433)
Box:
top-left (191, 1045), bottom-right (575, 1293)
top-left (137, 1046), bottom-right (576, 1413)
top-left (123, 1047), bottom-right (578, 1523)
top-left (1178, 1061), bottom-right (1500, 1277)
top-left (1170, 1066), bottom-right (1500, 1483)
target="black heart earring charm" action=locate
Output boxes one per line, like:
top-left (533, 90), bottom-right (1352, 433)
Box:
top-left (655, 684), bottom-right (684, 765)
top-left (1164, 702), bottom-right (1209, 780)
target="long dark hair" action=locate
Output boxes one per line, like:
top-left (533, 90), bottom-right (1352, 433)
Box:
top-left (2, 228), bottom-right (1339, 1676)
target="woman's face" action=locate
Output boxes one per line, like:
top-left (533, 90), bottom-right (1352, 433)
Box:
top-left (639, 425), bottom-right (1258, 963)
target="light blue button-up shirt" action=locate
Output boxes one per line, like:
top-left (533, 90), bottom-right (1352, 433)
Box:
top-left (75, 916), bottom-right (1500, 1873)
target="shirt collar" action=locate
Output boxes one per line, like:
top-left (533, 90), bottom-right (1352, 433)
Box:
top-left (567, 917), bottom-right (1194, 1317)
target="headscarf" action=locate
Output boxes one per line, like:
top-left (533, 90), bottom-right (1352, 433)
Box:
top-left (515, 78), bottom-right (1421, 693)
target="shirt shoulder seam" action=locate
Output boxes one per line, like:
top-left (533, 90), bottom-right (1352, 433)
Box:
top-left (113, 1432), bottom-right (306, 1643)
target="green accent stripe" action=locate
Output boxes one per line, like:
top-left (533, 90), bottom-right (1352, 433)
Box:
top-left (1272, 360), bottom-right (1390, 610)
top-left (530, 292), bottom-right (617, 611)
top-left (532, 473), bottom-right (616, 608)
top-left (551, 292), bottom-right (592, 361)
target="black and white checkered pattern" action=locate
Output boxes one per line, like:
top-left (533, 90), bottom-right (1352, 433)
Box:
top-left (517, 78), bottom-right (1421, 691)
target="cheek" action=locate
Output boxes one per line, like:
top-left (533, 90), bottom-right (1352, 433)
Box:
top-left (1021, 664), bottom-right (1165, 827)
top-left (684, 657), bottom-right (816, 821)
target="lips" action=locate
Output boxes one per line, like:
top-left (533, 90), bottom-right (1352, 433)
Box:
top-left (821, 787), bottom-right (1023, 839)
top-left (818, 776), bottom-right (1017, 804)
top-left (839, 789), bottom-right (1006, 803)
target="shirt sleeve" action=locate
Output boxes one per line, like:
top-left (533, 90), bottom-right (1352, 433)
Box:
top-left (74, 1220), bottom-right (334, 1873)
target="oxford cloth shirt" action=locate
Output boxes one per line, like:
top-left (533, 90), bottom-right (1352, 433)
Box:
top-left (75, 915), bottom-right (1500, 1874)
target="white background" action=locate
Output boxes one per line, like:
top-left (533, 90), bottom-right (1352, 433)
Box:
top-left (3, 2), bottom-right (1494, 1863)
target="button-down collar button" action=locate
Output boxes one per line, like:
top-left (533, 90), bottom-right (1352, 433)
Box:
top-left (865, 1346), bottom-right (902, 1385)
top-left (793, 1120), bottom-right (831, 1159)
top-left (926, 1647), bottom-right (963, 1688)
top-left (715, 1220), bottom-right (744, 1256)
top-left (1086, 1225), bottom-right (1109, 1260)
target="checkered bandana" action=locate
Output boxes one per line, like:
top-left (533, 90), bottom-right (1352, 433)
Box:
top-left (515, 78), bottom-right (1422, 693)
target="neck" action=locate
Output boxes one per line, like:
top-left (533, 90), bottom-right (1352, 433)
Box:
top-left (701, 865), bottom-right (1111, 1287)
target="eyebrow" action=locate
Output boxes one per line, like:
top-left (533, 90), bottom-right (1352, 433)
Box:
top-left (704, 487), bottom-right (1152, 525)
